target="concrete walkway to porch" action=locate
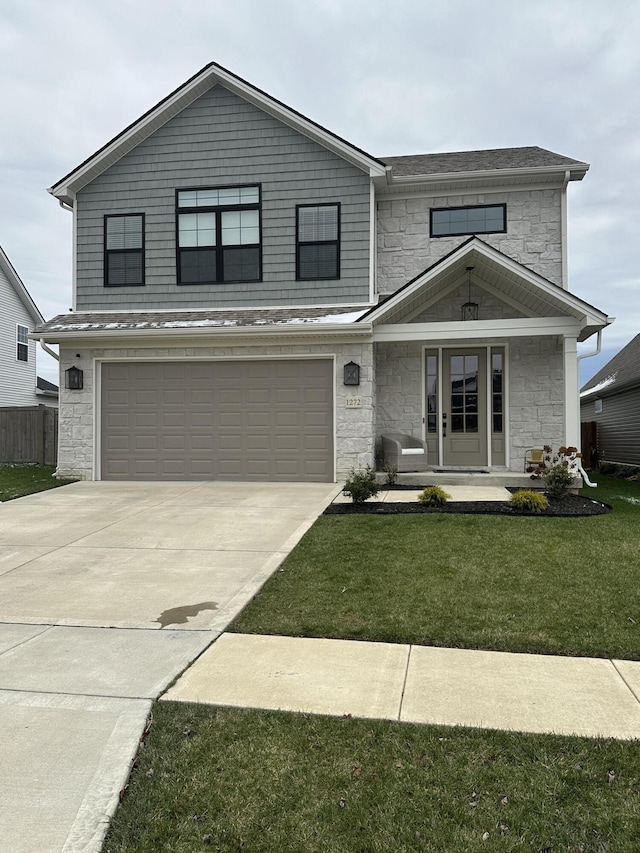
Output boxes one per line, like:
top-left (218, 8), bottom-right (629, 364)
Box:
top-left (163, 632), bottom-right (640, 741)
top-left (333, 484), bottom-right (513, 503)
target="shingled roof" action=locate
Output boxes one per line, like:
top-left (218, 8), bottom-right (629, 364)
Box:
top-left (581, 333), bottom-right (640, 397)
top-left (380, 146), bottom-right (587, 177)
top-left (36, 306), bottom-right (369, 335)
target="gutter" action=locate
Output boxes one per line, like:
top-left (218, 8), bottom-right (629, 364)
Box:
top-left (37, 321), bottom-right (374, 344)
top-left (389, 163), bottom-right (589, 188)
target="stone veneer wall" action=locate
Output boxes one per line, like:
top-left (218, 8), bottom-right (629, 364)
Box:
top-left (377, 189), bottom-right (562, 295)
top-left (57, 340), bottom-right (375, 481)
top-left (375, 336), bottom-right (565, 471)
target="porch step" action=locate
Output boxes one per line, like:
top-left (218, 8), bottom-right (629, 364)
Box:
top-left (382, 470), bottom-right (535, 488)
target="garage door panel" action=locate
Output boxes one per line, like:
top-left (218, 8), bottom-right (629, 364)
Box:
top-left (101, 360), bottom-right (333, 481)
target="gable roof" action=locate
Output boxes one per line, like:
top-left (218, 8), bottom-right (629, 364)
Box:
top-left (49, 63), bottom-right (388, 205)
top-left (580, 333), bottom-right (640, 398)
top-left (36, 377), bottom-right (59, 394)
top-left (0, 245), bottom-right (44, 326)
top-left (359, 237), bottom-right (609, 341)
top-left (381, 146), bottom-right (588, 178)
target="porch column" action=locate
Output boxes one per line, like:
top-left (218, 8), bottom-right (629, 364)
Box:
top-left (563, 335), bottom-right (580, 448)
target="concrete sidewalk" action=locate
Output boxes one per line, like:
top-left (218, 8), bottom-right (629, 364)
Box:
top-left (163, 632), bottom-right (640, 740)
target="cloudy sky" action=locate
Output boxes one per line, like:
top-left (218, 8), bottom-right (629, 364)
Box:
top-left (1, 0), bottom-right (639, 384)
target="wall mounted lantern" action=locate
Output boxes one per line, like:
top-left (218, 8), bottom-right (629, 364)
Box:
top-left (461, 265), bottom-right (479, 321)
top-left (65, 365), bottom-right (84, 390)
top-left (343, 361), bottom-right (360, 386)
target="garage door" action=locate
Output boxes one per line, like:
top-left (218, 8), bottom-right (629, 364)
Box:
top-left (100, 360), bottom-right (334, 481)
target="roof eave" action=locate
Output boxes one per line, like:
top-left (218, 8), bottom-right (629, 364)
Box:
top-left (0, 246), bottom-right (45, 325)
top-left (36, 321), bottom-right (374, 344)
top-left (388, 163), bottom-right (589, 186)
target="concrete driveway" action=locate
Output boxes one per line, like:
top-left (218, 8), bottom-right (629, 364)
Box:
top-left (0, 480), bottom-right (338, 853)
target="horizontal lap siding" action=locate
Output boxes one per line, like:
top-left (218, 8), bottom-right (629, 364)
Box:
top-left (76, 85), bottom-right (371, 310)
top-left (580, 389), bottom-right (640, 466)
top-left (0, 267), bottom-right (40, 406)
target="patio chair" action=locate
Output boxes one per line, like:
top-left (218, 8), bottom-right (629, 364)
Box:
top-left (524, 447), bottom-right (545, 472)
top-left (381, 432), bottom-right (428, 473)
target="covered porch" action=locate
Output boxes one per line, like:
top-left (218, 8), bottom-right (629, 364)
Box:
top-left (362, 238), bottom-right (609, 474)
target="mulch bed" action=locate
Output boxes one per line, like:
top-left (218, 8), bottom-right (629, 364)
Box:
top-left (325, 490), bottom-right (611, 518)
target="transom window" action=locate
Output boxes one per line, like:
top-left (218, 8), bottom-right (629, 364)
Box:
top-left (104, 214), bottom-right (145, 286)
top-left (430, 204), bottom-right (506, 238)
top-left (16, 325), bottom-right (29, 362)
top-left (296, 203), bottom-right (340, 280)
top-left (177, 185), bottom-right (261, 284)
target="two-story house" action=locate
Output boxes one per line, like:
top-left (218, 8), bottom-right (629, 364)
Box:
top-left (0, 245), bottom-right (53, 407)
top-left (38, 62), bottom-right (610, 482)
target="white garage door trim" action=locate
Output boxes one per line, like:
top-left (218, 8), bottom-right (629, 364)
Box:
top-left (94, 354), bottom-right (337, 482)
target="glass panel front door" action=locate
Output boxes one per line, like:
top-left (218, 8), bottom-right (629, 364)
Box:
top-left (442, 349), bottom-right (488, 466)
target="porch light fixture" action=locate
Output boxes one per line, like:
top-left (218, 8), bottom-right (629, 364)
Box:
top-left (65, 365), bottom-right (84, 390)
top-left (461, 265), bottom-right (479, 321)
top-left (343, 361), bottom-right (360, 386)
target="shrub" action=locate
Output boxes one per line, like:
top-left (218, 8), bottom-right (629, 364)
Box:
top-left (510, 489), bottom-right (549, 514)
top-left (598, 461), bottom-right (619, 475)
top-left (342, 466), bottom-right (380, 504)
top-left (382, 463), bottom-right (398, 486)
top-left (418, 485), bottom-right (450, 507)
top-left (543, 465), bottom-right (575, 500)
top-left (529, 445), bottom-right (581, 500)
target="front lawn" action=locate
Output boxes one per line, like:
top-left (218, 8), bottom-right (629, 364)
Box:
top-left (104, 702), bottom-right (640, 853)
top-left (0, 463), bottom-right (74, 501)
top-left (230, 476), bottom-right (640, 659)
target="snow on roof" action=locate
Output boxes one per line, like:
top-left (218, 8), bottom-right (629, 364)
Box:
top-left (579, 373), bottom-right (617, 398)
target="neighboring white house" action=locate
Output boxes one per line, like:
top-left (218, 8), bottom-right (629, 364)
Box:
top-left (0, 245), bottom-right (57, 407)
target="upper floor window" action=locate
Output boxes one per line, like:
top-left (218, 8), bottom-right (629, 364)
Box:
top-left (16, 325), bottom-right (29, 362)
top-left (296, 203), bottom-right (340, 280)
top-left (430, 204), bottom-right (506, 238)
top-left (104, 214), bottom-right (145, 286)
top-left (177, 185), bottom-right (261, 285)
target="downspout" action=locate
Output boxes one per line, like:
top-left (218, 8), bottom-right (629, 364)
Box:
top-left (575, 328), bottom-right (604, 487)
top-left (39, 339), bottom-right (59, 361)
top-left (561, 169), bottom-right (570, 289)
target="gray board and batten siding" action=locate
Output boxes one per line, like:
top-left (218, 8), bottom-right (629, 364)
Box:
top-left (581, 389), bottom-right (640, 467)
top-left (75, 85), bottom-right (371, 311)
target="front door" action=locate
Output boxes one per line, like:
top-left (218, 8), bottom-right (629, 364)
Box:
top-left (442, 349), bottom-right (488, 467)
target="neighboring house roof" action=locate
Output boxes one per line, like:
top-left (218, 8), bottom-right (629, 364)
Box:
top-left (358, 237), bottom-right (609, 341)
top-left (0, 245), bottom-right (44, 326)
top-left (36, 306), bottom-right (371, 340)
top-left (580, 333), bottom-right (640, 398)
top-left (36, 377), bottom-right (59, 394)
top-left (381, 146), bottom-right (588, 177)
top-left (49, 63), bottom-right (388, 205)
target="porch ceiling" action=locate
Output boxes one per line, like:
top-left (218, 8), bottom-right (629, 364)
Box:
top-left (364, 238), bottom-right (610, 341)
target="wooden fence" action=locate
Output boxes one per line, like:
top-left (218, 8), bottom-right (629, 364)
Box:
top-left (0, 406), bottom-right (58, 465)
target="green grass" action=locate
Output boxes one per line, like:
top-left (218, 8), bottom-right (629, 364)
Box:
top-left (0, 463), bottom-right (75, 501)
top-left (104, 703), bottom-right (640, 853)
top-left (230, 475), bottom-right (640, 659)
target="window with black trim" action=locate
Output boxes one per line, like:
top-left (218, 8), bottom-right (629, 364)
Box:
top-left (104, 214), bottom-right (144, 286)
top-left (430, 204), bottom-right (506, 238)
top-left (176, 186), bottom-right (261, 284)
top-left (16, 325), bottom-right (28, 362)
top-left (296, 203), bottom-right (340, 280)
